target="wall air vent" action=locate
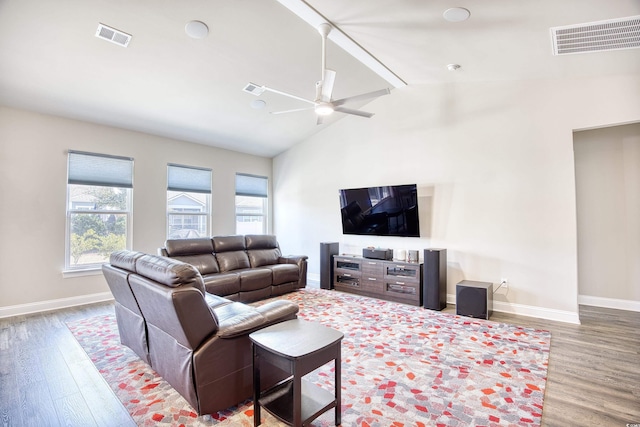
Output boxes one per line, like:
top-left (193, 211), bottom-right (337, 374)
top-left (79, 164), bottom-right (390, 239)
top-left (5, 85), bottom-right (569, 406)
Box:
top-left (96, 23), bottom-right (132, 47)
top-left (242, 82), bottom-right (266, 96)
top-left (551, 15), bottom-right (640, 55)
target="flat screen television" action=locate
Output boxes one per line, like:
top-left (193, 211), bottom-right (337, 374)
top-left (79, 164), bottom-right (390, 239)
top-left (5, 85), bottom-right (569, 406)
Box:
top-left (339, 184), bottom-right (420, 237)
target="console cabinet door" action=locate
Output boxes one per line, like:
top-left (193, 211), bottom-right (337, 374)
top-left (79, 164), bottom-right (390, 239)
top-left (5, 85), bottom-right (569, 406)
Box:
top-left (384, 262), bottom-right (422, 303)
top-left (360, 260), bottom-right (384, 295)
top-left (334, 257), bottom-right (361, 290)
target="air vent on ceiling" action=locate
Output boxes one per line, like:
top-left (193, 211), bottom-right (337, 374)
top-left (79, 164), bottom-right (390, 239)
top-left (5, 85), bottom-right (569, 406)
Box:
top-left (96, 23), bottom-right (132, 47)
top-left (551, 15), bottom-right (640, 55)
top-left (242, 82), bottom-right (266, 96)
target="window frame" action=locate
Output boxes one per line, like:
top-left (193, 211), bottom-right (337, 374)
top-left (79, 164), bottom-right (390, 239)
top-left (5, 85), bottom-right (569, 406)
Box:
top-left (64, 151), bottom-right (133, 272)
top-left (166, 164), bottom-right (212, 240)
top-left (235, 173), bottom-right (269, 235)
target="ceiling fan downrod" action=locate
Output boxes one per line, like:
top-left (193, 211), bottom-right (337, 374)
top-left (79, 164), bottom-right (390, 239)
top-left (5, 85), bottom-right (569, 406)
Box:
top-left (318, 23), bottom-right (331, 83)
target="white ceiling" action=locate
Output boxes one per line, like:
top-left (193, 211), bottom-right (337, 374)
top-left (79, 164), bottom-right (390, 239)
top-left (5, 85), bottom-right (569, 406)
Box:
top-left (1, 0), bottom-right (639, 157)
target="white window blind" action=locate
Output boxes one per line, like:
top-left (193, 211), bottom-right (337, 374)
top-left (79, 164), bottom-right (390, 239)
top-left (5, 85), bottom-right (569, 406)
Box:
top-left (168, 164), bottom-right (212, 193)
top-left (68, 151), bottom-right (133, 188)
top-left (235, 173), bottom-right (268, 197)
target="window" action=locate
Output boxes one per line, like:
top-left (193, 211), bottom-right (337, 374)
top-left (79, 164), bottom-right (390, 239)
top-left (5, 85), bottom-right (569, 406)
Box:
top-left (66, 151), bottom-right (133, 270)
top-left (235, 173), bottom-right (268, 234)
top-left (167, 164), bottom-right (212, 239)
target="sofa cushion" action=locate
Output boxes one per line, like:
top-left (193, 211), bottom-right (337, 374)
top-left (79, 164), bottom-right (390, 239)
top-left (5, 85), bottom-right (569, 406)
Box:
top-left (136, 255), bottom-right (205, 294)
top-left (165, 238), bottom-right (214, 256)
top-left (212, 235), bottom-right (246, 252)
top-left (266, 263), bottom-right (300, 285)
top-left (255, 300), bottom-right (300, 323)
top-left (172, 254), bottom-right (219, 275)
top-left (110, 250), bottom-right (144, 272)
top-left (239, 268), bottom-right (272, 292)
top-left (213, 302), bottom-right (266, 338)
top-left (245, 234), bottom-right (278, 250)
top-left (203, 273), bottom-right (240, 296)
top-left (204, 293), bottom-right (233, 310)
top-left (216, 251), bottom-right (250, 272)
top-left (247, 248), bottom-right (281, 268)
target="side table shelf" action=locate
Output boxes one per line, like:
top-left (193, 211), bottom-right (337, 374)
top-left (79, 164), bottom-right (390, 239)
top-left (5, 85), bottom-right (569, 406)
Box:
top-left (258, 379), bottom-right (336, 425)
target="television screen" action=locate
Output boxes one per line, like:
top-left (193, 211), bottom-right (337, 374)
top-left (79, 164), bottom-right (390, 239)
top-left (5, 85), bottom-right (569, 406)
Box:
top-left (339, 184), bottom-right (420, 237)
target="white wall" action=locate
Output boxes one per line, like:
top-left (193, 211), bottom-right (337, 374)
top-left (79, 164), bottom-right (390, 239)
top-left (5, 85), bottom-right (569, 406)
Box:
top-left (574, 123), bottom-right (640, 310)
top-left (273, 74), bottom-right (640, 323)
top-left (0, 107), bottom-right (271, 312)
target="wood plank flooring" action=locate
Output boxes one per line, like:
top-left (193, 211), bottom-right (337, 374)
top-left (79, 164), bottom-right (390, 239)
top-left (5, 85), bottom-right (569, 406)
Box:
top-left (0, 301), bottom-right (638, 426)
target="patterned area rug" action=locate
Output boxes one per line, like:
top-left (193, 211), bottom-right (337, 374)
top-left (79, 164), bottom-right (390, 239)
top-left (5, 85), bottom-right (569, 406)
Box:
top-left (67, 289), bottom-right (551, 426)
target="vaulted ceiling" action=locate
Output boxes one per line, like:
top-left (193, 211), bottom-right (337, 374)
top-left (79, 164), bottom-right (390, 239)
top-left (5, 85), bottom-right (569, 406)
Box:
top-left (0, 0), bottom-right (638, 157)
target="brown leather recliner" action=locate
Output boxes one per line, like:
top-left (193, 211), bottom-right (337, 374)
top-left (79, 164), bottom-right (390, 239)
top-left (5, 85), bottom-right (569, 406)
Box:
top-left (102, 250), bottom-right (150, 364)
top-left (103, 250), bottom-right (299, 415)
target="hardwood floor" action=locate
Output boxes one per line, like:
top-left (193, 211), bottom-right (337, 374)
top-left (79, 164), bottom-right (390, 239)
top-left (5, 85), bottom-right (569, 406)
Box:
top-left (0, 301), bottom-right (638, 426)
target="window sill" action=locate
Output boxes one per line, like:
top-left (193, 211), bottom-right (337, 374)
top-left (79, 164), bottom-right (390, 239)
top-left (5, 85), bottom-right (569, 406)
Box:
top-left (62, 267), bottom-right (103, 279)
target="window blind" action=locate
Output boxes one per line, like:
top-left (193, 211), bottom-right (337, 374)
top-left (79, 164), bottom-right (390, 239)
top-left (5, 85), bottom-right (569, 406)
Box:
top-left (68, 151), bottom-right (133, 188)
top-left (167, 164), bottom-right (212, 194)
top-left (236, 173), bottom-right (268, 197)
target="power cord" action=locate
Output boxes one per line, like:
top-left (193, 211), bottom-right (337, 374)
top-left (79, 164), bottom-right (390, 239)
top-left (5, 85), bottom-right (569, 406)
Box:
top-left (493, 280), bottom-right (507, 293)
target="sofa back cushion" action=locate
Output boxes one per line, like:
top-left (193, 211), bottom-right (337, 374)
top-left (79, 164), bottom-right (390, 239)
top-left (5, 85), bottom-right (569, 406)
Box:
top-left (212, 236), bottom-right (249, 272)
top-left (172, 254), bottom-right (220, 275)
top-left (128, 274), bottom-right (218, 349)
top-left (135, 254), bottom-right (206, 295)
top-left (215, 251), bottom-right (250, 272)
top-left (212, 235), bottom-right (246, 252)
top-left (245, 235), bottom-right (281, 267)
top-left (162, 238), bottom-right (220, 275)
top-left (110, 250), bottom-right (145, 273)
top-left (247, 248), bottom-right (281, 268)
top-left (245, 234), bottom-right (278, 250)
top-left (164, 238), bottom-right (214, 256)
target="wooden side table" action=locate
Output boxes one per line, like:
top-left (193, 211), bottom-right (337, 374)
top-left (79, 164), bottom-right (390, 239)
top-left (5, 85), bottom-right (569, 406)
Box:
top-left (249, 319), bottom-right (344, 427)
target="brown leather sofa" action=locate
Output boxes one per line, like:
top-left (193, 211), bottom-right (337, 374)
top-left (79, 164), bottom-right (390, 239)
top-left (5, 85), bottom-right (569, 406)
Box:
top-left (102, 250), bottom-right (299, 415)
top-left (158, 234), bottom-right (308, 302)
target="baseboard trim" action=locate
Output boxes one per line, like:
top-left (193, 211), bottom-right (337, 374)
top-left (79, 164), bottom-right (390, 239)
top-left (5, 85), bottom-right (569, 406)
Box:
top-left (446, 293), bottom-right (580, 324)
top-left (307, 273), bottom-right (320, 288)
top-left (578, 295), bottom-right (640, 312)
top-left (0, 292), bottom-right (114, 319)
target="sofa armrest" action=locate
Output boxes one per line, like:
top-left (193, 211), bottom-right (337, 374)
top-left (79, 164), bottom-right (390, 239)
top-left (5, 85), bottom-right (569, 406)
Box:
top-left (278, 255), bottom-right (308, 289)
top-left (215, 300), bottom-right (298, 338)
top-left (278, 255), bottom-right (308, 266)
top-left (217, 310), bottom-right (270, 338)
top-left (256, 300), bottom-right (299, 323)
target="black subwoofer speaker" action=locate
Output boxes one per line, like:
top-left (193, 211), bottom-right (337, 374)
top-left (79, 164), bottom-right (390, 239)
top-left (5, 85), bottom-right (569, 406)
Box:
top-left (456, 280), bottom-right (493, 319)
top-left (423, 248), bottom-right (447, 310)
top-left (319, 242), bottom-right (339, 290)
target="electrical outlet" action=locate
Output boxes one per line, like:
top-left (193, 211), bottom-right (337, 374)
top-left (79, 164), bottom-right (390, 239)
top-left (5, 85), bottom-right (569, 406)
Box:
top-left (500, 277), bottom-right (509, 289)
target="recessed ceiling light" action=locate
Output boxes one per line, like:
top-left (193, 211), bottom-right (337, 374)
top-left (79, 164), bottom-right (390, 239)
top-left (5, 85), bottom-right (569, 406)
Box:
top-left (447, 64), bottom-right (461, 71)
top-left (185, 20), bottom-right (209, 39)
top-left (443, 8), bottom-right (471, 22)
top-left (250, 99), bottom-right (266, 110)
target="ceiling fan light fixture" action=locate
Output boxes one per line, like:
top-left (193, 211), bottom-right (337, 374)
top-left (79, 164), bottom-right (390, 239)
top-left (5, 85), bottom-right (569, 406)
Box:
top-left (315, 102), bottom-right (334, 116)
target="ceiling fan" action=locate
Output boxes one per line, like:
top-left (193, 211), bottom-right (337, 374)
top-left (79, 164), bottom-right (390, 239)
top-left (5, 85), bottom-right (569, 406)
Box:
top-left (243, 23), bottom-right (390, 124)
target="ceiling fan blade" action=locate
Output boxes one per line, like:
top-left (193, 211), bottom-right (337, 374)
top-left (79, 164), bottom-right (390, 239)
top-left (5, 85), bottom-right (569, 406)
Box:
top-left (262, 86), bottom-right (316, 106)
top-left (321, 69), bottom-right (336, 102)
top-left (334, 106), bottom-right (374, 118)
top-left (270, 107), bottom-right (314, 115)
top-left (333, 88), bottom-right (391, 107)
top-left (316, 115), bottom-right (325, 125)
